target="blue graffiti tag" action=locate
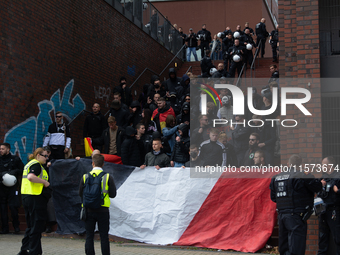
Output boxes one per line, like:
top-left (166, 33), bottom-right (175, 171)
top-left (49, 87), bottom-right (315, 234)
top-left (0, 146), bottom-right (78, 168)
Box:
top-left (127, 65), bottom-right (136, 76)
top-left (4, 79), bottom-right (85, 164)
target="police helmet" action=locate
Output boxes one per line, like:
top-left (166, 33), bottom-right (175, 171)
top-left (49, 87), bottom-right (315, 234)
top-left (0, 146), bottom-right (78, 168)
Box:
top-left (210, 68), bottom-right (218, 76)
top-left (233, 55), bottom-right (241, 62)
top-left (246, 44), bottom-right (253, 50)
top-left (233, 31), bottom-right (240, 39)
top-left (217, 32), bottom-right (223, 38)
top-left (2, 173), bottom-right (17, 187)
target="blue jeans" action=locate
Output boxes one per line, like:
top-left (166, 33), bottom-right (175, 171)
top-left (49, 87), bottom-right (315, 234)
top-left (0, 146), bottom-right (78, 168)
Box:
top-left (187, 47), bottom-right (198, 62)
top-left (174, 162), bottom-right (185, 167)
top-left (211, 51), bottom-right (219, 60)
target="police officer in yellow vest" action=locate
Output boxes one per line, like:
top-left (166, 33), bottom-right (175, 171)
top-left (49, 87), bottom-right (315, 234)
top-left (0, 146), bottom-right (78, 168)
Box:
top-left (79, 154), bottom-right (116, 255)
top-left (17, 148), bottom-right (50, 255)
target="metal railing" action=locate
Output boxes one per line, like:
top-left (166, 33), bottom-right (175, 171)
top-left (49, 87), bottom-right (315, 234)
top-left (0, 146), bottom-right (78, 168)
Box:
top-left (106, 0), bottom-right (184, 54)
top-left (235, 63), bottom-right (247, 87)
top-left (250, 40), bottom-right (262, 86)
top-left (185, 66), bottom-right (192, 74)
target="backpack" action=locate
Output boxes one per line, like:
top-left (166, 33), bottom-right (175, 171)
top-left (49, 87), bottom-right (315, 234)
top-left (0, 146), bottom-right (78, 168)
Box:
top-left (83, 172), bottom-right (106, 209)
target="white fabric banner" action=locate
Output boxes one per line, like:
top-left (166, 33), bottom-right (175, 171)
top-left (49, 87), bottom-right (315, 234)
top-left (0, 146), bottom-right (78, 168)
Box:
top-left (109, 167), bottom-right (220, 245)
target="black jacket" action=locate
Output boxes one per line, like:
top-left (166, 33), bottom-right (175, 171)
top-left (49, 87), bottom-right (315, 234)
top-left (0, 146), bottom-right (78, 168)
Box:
top-left (121, 127), bottom-right (144, 167)
top-left (186, 33), bottom-right (198, 47)
top-left (253, 122), bottom-right (277, 152)
top-left (200, 57), bottom-right (215, 77)
top-left (93, 126), bottom-right (125, 156)
top-left (255, 22), bottom-right (268, 38)
top-left (0, 154), bottom-right (24, 179)
top-left (113, 84), bottom-right (133, 107)
top-left (128, 101), bottom-right (142, 128)
top-left (163, 68), bottom-right (181, 94)
top-left (171, 124), bottom-right (190, 163)
top-left (197, 28), bottom-right (212, 43)
top-left (109, 107), bottom-right (129, 128)
top-left (83, 112), bottom-right (107, 139)
top-left (176, 102), bottom-right (190, 125)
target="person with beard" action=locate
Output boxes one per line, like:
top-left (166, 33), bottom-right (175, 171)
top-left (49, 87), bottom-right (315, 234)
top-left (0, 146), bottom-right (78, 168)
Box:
top-left (184, 144), bottom-right (202, 167)
top-left (83, 103), bottom-right (107, 150)
top-left (192, 115), bottom-right (210, 146)
top-left (128, 100), bottom-right (142, 128)
top-left (163, 68), bottom-right (181, 95)
top-left (43, 111), bottom-right (71, 159)
top-left (151, 97), bottom-right (176, 134)
top-left (242, 133), bottom-right (260, 167)
top-left (113, 76), bottom-right (132, 107)
top-left (113, 92), bottom-right (129, 112)
top-left (200, 49), bottom-right (215, 78)
top-left (162, 115), bottom-right (179, 154)
top-left (212, 63), bottom-right (228, 78)
top-left (0, 143), bottom-right (24, 234)
top-left (198, 128), bottom-right (226, 167)
top-left (197, 24), bottom-right (212, 59)
top-left (170, 124), bottom-right (190, 167)
top-left (231, 115), bottom-right (251, 166)
top-left (140, 138), bottom-right (170, 169)
top-left (176, 102), bottom-right (190, 126)
top-left (120, 126), bottom-right (144, 167)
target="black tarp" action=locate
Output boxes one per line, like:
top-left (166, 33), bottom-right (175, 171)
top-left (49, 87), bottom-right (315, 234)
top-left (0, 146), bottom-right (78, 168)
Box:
top-left (49, 158), bottom-right (135, 234)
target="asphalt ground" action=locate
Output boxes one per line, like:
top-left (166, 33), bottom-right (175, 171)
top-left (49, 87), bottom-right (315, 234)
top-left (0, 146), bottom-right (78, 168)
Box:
top-left (0, 232), bottom-right (270, 255)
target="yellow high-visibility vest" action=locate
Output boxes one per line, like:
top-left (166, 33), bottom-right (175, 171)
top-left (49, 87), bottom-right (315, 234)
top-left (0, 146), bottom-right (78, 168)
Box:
top-left (83, 168), bottom-right (110, 207)
top-left (21, 159), bottom-right (48, 195)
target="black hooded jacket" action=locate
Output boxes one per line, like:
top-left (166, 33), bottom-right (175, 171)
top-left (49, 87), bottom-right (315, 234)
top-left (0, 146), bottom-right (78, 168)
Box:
top-left (128, 101), bottom-right (142, 128)
top-left (163, 68), bottom-right (181, 94)
top-left (83, 111), bottom-right (107, 139)
top-left (176, 102), bottom-right (190, 124)
top-left (120, 126), bottom-right (144, 167)
top-left (171, 124), bottom-right (190, 163)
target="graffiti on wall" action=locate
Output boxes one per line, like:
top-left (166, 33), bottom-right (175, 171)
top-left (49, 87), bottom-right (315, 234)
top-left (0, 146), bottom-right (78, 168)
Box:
top-left (4, 79), bottom-right (86, 164)
top-left (94, 86), bottom-right (111, 107)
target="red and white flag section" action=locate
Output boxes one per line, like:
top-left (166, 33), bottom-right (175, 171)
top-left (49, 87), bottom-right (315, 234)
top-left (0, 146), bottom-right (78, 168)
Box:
top-left (109, 167), bottom-right (277, 253)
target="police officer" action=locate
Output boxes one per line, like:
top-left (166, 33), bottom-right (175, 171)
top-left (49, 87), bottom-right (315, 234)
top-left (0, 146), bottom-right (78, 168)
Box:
top-left (200, 49), bottom-right (215, 78)
top-left (222, 32), bottom-right (234, 73)
top-left (255, 18), bottom-right (269, 58)
top-left (0, 142), bottom-right (24, 234)
top-left (197, 24), bottom-right (212, 59)
top-left (270, 154), bottom-right (322, 255)
top-left (17, 148), bottom-right (50, 255)
top-left (270, 24), bottom-right (279, 62)
top-left (317, 156), bottom-right (340, 255)
top-left (227, 39), bottom-right (245, 78)
top-left (79, 154), bottom-right (116, 255)
top-left (240, 28), bottom-right (257, 68)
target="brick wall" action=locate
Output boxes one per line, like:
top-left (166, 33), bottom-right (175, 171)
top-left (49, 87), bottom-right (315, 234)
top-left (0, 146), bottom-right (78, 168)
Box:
top-left (0, 0), bottom-right (180, 162)
top-left (278, 0), bottom-right (321, 254)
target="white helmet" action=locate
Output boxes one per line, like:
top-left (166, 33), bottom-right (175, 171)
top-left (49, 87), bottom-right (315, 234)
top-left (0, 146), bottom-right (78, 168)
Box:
top-left (233, 55), bottom-right (241, 62)
top-left (210, 68), bottom-right (218, 76)
top-left (217, 32), bottom-right (222, 38)
top-left (233, 31), bottom-right (240, 39)
top-left (246, 44), bottom-right (253, 50)
top-left (2, 173), bottom-right (17, 187)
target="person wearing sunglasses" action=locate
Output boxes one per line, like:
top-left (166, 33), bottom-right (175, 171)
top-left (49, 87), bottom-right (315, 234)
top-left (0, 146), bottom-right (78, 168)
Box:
top-left (242, 133), bottom-right (260, 167)
top-left (43, 111), bottom-right (71, 159)
top-left (17, 148), bottom-right (50, 255)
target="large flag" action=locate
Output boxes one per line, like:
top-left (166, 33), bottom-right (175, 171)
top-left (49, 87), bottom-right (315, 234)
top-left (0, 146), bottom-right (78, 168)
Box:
top-left (49, 161), bottom-right (276, 252)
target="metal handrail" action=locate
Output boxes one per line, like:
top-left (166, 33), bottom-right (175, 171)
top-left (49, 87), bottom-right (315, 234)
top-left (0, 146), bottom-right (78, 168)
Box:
top-left (159, 44), bottom-right (186, 76)
top-left (185, 66), bottom-right (192, 74)
top-left (250, 40), bottom-right (262, 85)
top-left (235, 63), bottom-right (247, 87)
top-left (67, 110), bottom-right (92, 126)
top-left (129, 67), bottom-right (159, 89)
